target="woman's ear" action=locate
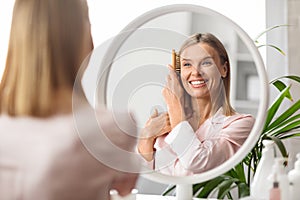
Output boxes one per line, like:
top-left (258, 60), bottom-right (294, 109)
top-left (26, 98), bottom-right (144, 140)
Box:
top-left (221, 62), bottom-right (228, 78)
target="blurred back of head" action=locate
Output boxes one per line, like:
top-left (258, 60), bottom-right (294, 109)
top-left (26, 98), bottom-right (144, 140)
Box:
top-left (0, 0), bottom-right (93, 117)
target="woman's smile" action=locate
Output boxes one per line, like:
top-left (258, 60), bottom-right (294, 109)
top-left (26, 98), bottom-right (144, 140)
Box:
top-left (189, 79), bottom-right (208, 88)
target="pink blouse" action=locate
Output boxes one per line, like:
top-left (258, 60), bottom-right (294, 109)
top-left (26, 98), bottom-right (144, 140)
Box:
top-left (152, 108), bottom-right (255, 176)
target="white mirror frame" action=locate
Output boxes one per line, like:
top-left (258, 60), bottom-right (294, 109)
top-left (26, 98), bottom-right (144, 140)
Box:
top-left (97, 4), bottom-right (269, 185)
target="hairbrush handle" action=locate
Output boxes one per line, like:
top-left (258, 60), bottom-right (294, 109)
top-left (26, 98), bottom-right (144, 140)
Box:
top-left (171, 49), bottom-right (177, 70)
top-left (171, 49), bottom-right (181, 73)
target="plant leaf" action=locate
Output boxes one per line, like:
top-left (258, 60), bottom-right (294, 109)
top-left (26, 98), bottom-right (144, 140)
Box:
top-left (238, 182), bottom-right (250, 198)
top-left (279, 132), bottom-right (300, 140)
top-left (195, 176), bottom-right (225, 198)
top-left (217, 178), bottom-right (239, 199)
top-left (266, 100), bottom-right (300, 131)
top-left (270, 122), bottom-right (300, 137)
top-left (162, 185), bottom-right (176, 196)
top-left (266, 114), bottom-right (300, 134)
top-left (226, 191), bottom-right (234, 199)
top-left (265, 136), bottom-right (288, 158)
top-left (234, 163), bottom-right (246, 183)
top-left (254, 24), bottom-right (290, 42)
top-left (263, 85), bottom-right (291, 131)
top-left (225, 168), bottom-right (238, 179)
top-left (271, 80), bottom-right (293, 101)
top-left (257, 44), bottom-right (286, 55)
top-left (192, 181), bottom-right (209, 196)
top-left (247, 154), bottom-right (253, 187)
top-left (271, 75), bottom-right (300, 84)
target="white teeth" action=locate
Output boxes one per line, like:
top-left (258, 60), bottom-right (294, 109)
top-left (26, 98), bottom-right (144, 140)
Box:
top-left (191, 80), bottom-right (205, 85)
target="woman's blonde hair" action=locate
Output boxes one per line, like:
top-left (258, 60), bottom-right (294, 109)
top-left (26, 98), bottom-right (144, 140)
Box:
top-left (0, 0), bottom-right (93, 117)
top-left (179, 33), bottom-right (235, 116)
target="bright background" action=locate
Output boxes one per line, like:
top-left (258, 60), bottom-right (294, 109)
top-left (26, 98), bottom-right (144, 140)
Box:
top-left (0, 0), bottom-right (266, 81)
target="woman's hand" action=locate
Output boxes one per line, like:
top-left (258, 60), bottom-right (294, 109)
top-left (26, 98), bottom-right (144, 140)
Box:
top-left (138, 109), bottom-right (171, 161)
top-left (162, 65), bottom-right (186, 128)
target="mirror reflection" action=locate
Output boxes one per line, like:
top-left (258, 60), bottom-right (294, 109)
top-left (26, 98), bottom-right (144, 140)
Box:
top-left (137, 33), bottom-right (255, 176)
top-left (104, 11), bottom-right (260, 176)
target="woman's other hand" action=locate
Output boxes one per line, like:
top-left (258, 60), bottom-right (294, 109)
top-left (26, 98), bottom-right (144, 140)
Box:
top-left (138, 109), bottom-right (171, 161)
top-left (162, 65), bottom-right (186, 128)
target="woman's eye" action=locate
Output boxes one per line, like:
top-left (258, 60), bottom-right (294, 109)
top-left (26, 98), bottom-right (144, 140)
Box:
top-left (183, 63), bottom-right (191, 67)
top-left (201, 60), bottom-right (213, 66)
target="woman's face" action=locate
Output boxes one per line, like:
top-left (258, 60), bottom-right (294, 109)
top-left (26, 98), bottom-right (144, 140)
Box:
top-left (180, 43), bottom-right (228, 99)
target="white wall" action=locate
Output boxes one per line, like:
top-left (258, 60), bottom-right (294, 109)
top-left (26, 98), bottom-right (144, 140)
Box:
top-left (266, 0), bottom-right (289, 102)
top-left (287, 0), bottom-right (300, 101)
top-left (0, 0), bottom-right (265, 82)
top-left (286, 0), bottom-right (300, 171)
top-left (87, 0), bottom-right (266, 47)
top-left (0, 1), bottom-right (14, 82)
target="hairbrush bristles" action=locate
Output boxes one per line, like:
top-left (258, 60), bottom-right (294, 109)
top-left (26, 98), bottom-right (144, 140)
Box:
top-left (171, 49), bottom-right (181, 73)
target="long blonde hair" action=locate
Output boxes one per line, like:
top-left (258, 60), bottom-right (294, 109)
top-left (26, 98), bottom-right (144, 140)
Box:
top-left (0, 0), bottom-right (93, 117)
top-left (179, 33), bottom-right (235, 116)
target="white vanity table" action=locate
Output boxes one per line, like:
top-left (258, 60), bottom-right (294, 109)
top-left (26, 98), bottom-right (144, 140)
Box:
top-left (111, 192), bottom-right (214, 200)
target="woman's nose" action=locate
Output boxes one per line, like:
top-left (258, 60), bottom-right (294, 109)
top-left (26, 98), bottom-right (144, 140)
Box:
top-left (191, 65), bottom-right (203, 75)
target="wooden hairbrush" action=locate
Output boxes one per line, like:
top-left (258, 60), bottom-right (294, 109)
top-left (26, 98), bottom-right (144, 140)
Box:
top-left (171, 49), bottom-right (181, 73)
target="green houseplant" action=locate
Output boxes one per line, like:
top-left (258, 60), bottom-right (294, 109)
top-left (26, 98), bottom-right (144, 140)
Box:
top-left (188, 74), bottom-right (300, 199)
top-left (190, 75), bottom-right (300, 199)
top-left (163, 25), bottom-right (300, 199)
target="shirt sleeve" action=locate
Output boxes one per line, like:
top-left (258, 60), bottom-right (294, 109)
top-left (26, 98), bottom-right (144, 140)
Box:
top-left (162, 115), bottom-right (255, 174)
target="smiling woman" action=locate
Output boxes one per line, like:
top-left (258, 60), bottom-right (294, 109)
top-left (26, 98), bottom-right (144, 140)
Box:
top-left (137, 33), bottom-right (255, 176)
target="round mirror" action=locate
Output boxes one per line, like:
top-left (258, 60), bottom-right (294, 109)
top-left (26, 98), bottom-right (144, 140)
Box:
top-left (77, 4), bottom-right (268, 188)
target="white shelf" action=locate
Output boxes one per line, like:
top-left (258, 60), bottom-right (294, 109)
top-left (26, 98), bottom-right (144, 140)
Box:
top-left (236, 53), bottom-right (254, 62)
top-left (231, 33), bottom-right (259, 117)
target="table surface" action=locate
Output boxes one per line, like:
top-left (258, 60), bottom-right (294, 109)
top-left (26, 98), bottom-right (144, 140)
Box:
top-left (135, 194), bottom-right (255, 200)
top-left (136, 194), bottom-right (216, 200)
